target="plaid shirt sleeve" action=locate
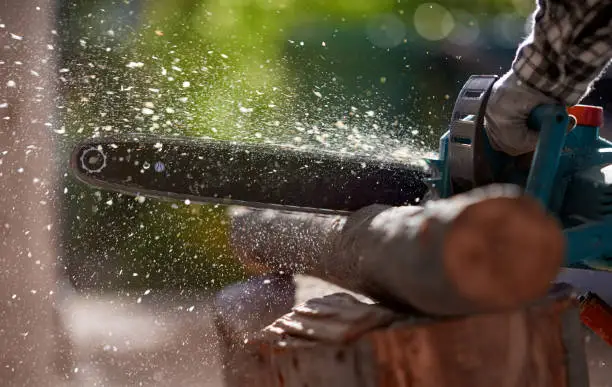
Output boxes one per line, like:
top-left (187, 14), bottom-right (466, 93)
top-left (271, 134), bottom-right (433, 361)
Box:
top-left (512, 0), bottom-right (612, 106)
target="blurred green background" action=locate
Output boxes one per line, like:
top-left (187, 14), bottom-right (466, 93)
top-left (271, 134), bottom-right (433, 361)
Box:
top-left (56, 0), bottom-right (537, 292)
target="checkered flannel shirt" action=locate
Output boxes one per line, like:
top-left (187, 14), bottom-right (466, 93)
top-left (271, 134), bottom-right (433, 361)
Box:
top-left (513, 0), bottom-right (612, 106)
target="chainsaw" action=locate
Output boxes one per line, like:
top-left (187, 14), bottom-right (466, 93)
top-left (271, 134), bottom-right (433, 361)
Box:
top-left (70, 74), bottom-right (612, 270)
top-left (70, 75), bottom-right (612, 340)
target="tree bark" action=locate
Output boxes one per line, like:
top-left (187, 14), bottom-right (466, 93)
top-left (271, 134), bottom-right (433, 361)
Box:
top-left (230, 184), bottom-right (565, 316)
top-left (225, 283), bottom-right (588, 387)
top-left (0, 2), bottom-right (71, 385)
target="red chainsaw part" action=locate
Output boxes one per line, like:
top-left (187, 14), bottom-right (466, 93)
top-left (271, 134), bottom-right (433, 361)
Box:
top-left (568, 105), bottom-right (604, 128)
top-left (579, 292), bottom-right (612, 346)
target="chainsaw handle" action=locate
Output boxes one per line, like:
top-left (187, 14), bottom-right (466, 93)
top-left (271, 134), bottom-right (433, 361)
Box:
top-left (524, 104), bottom-right (569, 207)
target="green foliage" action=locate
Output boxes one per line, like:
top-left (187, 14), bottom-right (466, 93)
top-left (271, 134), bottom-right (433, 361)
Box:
top-left (63, 178), bottom-right (244, 291)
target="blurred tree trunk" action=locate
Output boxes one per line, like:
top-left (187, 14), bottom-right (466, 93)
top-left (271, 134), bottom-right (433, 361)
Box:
top-left (0, 0), bottom-right (71, 385)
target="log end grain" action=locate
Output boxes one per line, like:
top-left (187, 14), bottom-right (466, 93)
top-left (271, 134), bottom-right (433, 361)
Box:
top-left (443, 194), bottom-right (565, 311)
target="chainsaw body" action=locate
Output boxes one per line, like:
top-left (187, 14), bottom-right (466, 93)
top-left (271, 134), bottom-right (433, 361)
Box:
top-left (427, 75), bottom-right (611, 271)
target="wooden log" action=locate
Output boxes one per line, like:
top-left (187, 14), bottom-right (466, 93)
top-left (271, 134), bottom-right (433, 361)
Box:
top-left (229, 184), bottom-right (565, 316)
top-left (224, 283), bottom-right (588, 387)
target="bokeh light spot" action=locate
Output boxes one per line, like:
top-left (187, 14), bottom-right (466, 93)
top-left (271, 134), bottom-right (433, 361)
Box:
top-left (366, 13), bottom-right (407, 49)
top-left (413, 3), bottom-right (455, 41)
top-left (448, 10), bottom-right (480, 46)
top-left (511, 0), bottom-right (536, 17)
top-left (493, 13), bottom-right (527, 48)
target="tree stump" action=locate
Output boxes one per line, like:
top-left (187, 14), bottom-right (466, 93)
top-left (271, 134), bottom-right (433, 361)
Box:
top-left (220, 282), bottom-right (589, 387)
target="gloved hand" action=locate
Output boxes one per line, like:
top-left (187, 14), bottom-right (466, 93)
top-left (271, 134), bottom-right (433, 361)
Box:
top-left (485, 71), bottom-right (575, 156)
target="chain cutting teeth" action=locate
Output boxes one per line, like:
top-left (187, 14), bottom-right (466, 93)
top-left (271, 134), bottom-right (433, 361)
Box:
top-left (421, 158), bottom-right (443, 200)
top-left (424, 158), bottom-right (443, 176)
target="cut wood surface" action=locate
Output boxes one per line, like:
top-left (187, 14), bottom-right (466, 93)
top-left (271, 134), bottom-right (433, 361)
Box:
top-left (229, 184), bottom-right (565, 316)
top-left (222, 283), bottom-right (588, 387)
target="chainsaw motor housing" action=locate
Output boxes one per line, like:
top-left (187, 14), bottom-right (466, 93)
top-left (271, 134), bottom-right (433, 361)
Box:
top-left (429, 75), bottom-right (612, 271)
top-left (562, 164), bottom-right (612, 222)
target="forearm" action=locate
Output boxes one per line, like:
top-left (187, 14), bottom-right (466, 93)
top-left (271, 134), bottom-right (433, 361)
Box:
top-left (513, 0), bottom-right (612, 105)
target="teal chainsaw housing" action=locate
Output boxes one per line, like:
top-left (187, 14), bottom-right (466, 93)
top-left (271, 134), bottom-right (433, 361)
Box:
top-left (426, 75), bottom-right (612, 271)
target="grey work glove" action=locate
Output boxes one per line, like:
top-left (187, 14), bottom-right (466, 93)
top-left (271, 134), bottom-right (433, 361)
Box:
top-left (485, 71), bottom-right (562, 156)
